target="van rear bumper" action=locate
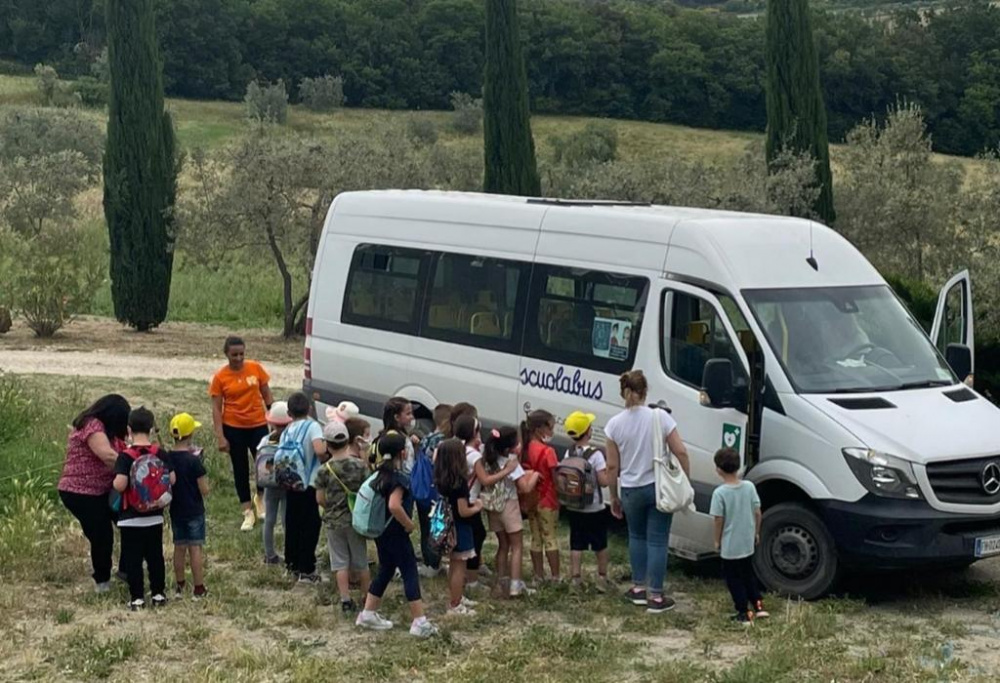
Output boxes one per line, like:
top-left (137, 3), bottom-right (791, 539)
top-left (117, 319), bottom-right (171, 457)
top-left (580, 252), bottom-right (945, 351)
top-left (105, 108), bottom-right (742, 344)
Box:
top-left (817, 496), bottom-right (1000, 569)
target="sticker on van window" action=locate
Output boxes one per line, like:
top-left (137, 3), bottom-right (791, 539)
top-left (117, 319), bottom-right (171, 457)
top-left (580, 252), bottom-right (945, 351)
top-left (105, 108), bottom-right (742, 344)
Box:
top-left (722, 423), bottom-right (742, 451)
top-left (592, 317), bottom-right (632, 361)
top-left (520, 366), bottom-right (604, 401)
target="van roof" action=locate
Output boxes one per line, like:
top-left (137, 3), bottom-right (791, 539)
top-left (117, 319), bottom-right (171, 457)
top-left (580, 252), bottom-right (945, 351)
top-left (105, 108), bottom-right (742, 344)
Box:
top-left (330, 190), bottom-right (884, 290)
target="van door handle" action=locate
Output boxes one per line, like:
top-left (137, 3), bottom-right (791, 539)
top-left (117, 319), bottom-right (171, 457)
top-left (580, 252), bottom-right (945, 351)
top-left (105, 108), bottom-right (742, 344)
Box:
top-left (523, 401), bottom-right (532, 414)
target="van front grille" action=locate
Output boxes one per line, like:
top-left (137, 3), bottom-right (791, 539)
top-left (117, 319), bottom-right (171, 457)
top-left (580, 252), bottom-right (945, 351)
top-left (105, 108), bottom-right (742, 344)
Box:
top-left (926, 457), bottom-right (1000, 505)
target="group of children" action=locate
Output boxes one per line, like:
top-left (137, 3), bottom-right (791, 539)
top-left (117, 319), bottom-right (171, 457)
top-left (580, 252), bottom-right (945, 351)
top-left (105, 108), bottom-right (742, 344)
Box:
top-left (110, 392), bottom-right (766, 632)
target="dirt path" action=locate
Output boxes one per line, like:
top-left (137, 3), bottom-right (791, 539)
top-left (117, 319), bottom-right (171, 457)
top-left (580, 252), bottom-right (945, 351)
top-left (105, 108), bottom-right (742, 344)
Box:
top-left (0, 349), bottom-right (303, 387)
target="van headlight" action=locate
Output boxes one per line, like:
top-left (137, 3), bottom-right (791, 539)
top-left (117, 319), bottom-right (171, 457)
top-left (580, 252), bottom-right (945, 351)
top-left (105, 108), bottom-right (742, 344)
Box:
top-left (842, 448), bottom-right (922, 500)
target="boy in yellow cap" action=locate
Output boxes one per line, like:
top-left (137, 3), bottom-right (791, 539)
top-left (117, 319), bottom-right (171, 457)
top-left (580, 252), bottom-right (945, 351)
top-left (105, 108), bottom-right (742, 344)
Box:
top-left (167, 413), bottom-right (210, 599)
top-left (561, 411), bottom-right (612, 591)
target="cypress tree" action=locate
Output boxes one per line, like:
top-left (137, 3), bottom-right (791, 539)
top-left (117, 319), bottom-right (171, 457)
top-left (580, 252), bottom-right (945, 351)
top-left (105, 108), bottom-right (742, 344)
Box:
top-left (483, 0), bottom-right (541, 196)
top-left (103, 0), bottom-right (177, 331)
top-left (765, 0), bottom-right (835, 224)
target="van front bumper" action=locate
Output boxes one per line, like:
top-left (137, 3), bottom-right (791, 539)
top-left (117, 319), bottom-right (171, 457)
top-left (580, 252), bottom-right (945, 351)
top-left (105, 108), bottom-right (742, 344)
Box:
top-left (817, 495), bottom-right (1000, 569)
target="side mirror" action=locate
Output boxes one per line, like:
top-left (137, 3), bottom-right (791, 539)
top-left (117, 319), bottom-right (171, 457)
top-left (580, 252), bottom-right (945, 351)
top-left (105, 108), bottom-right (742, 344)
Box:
top-left (945, 343), bottom-right (972, 384)
top-left (701, 359), bottom-right (735, 408)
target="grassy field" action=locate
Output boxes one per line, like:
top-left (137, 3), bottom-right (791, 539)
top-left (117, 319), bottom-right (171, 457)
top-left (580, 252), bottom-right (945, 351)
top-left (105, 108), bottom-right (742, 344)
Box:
top-left (1, 372), bottom-right (1000, 682)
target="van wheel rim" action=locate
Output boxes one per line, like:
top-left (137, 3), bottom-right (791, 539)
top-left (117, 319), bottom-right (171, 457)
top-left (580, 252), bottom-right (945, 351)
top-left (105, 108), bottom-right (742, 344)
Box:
top-left (769, 524), bottom-right (820, 580)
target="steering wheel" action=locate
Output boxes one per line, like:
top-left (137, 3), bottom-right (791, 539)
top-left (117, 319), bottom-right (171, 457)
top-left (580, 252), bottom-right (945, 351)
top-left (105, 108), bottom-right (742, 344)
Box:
top-left (844, 342), bottom-right (877, 359)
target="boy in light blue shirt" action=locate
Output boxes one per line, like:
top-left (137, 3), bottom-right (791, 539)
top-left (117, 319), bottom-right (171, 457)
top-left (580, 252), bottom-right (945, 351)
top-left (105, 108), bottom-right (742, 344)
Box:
top-left (710, 448), bottom-right (768, 625)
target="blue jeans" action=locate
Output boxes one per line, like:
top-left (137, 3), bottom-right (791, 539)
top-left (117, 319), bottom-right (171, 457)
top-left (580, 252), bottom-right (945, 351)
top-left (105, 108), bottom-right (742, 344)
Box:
top-left (621, 483), bottom-right (673, 594)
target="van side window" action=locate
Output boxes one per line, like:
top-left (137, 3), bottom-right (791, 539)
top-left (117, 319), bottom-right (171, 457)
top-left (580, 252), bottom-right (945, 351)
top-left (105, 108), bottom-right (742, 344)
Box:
top-left (423, 252), bottom-right (528, 352)
top-left (342, 244), bottom-right (426, 333)
top-left (662, 290), bottom-right (747, 388)
top-left (524, 265), bottom-right (648, 374)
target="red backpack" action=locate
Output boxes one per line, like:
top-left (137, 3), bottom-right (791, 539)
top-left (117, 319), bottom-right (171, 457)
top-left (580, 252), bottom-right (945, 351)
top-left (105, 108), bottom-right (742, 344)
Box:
top-left (123, 445), bottom-right (172, 513)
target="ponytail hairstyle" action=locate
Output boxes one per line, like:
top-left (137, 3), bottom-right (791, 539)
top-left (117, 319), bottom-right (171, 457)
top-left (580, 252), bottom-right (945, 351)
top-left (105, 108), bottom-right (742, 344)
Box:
top-left (453, 414), bottom-right (480, 445)
top-left (434, 438), bottom-right (467, 494)
top-left (373, 431), bottom-right (407, 492)
top-left (520, 409), bottom-right (555, 451)
top-left (381, 397), bottom-right (411, 436)
top-left (620, 370), bottom-right (649, 407)
top-left (445, 402), bottom-right (478, 438)
top-left (483, 425), bottom-right (519, 472)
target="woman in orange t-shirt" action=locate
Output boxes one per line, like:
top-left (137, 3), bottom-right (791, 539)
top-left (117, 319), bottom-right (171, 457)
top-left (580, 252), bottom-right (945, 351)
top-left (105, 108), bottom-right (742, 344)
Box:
top-left (210, 336), bottom-right (274, 532)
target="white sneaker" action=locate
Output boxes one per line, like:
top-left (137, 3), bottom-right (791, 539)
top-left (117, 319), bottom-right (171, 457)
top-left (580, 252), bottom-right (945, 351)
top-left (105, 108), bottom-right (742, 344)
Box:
top-left (409, 619), bottom-right (439, 638)
top-left (447, 604), bottom-right (476, 617)
top-left (479, 565), bottom-right (493, 578)
top-left (95, 581), bottom-right (111, 594)
top-left (240, 510), bottom-right (255, 532)
top-left (417, 564), bottom-right (440, 579)
top-left (460, 596), bottom-right (478, 608)
top-left (510, 580), bottom-right (536, 597)
top-left (356, 611), bottom-right (394, 631)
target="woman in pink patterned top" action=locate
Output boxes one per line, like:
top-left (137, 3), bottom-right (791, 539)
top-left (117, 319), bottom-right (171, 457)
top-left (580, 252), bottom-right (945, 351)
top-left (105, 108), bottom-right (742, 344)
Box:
top-left (58, 394), bottom-right (131, 592)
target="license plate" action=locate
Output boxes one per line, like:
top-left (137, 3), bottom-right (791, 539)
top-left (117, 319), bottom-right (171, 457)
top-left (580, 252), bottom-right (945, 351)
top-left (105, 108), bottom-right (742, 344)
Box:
top-left (975, 535), bottom-right (1000, 558)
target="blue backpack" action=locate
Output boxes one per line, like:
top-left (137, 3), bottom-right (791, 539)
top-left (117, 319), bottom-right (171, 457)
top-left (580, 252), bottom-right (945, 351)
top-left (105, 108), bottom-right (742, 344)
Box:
top-left (273, 421), bottom-right (313, 492)
top-left (352, 472), bottom-right (390, 538)
top-left (411, 446), bottom-right (437, 505)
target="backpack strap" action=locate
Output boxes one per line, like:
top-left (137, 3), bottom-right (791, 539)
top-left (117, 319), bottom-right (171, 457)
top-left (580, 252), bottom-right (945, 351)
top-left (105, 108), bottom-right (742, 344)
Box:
top-left (324, 461), bottom-right (352, 497)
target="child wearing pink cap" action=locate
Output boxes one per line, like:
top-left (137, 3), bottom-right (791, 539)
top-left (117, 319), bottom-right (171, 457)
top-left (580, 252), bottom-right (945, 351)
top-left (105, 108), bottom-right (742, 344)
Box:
top-left (259, 401), bottom-right (292, 565)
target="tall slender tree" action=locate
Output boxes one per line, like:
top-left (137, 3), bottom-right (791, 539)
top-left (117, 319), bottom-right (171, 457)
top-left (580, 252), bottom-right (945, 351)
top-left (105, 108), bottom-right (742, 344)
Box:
top-left (483, 0), bottom-right (540, 196)
top-left (765, 0), bottom-right (835, 224)
top-left (103, 0), bottom-right (177, 331)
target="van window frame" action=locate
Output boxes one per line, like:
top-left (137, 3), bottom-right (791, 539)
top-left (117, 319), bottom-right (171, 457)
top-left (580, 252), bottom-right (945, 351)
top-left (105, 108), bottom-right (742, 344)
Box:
top-left (341, 243), bottom-right (431, 336)
top-left (522, 262), bottom-right (649, 375)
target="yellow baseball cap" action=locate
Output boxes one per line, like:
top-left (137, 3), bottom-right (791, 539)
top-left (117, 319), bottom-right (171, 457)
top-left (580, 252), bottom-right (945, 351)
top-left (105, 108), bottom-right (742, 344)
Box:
top-left (564, 411), bottom-right (596, 439)
top-left (169, 413), bottom-right (202, 439)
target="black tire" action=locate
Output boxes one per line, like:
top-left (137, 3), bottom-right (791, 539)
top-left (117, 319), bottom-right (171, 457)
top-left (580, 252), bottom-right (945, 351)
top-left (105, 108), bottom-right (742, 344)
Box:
top-left (753, 502), bottom-right (839, 600)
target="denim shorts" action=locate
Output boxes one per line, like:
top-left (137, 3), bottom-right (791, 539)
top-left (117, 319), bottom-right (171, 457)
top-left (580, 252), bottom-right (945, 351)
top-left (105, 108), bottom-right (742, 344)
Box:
top-left (172, 515), bottom-right (206, 546)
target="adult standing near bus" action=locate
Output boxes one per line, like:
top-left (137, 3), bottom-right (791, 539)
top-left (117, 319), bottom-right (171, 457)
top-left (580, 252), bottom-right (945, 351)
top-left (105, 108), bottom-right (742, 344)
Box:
top-left (605, 370), bottom-right (690, 614)
top-left (58, 394), bottom-right (131, 592)
top-left (210, 336), bottom-right (274, 532)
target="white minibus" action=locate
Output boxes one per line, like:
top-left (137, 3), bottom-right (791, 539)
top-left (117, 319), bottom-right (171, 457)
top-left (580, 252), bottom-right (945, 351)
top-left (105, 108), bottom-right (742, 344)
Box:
top-left (304, 190), bottom-right (997, 598)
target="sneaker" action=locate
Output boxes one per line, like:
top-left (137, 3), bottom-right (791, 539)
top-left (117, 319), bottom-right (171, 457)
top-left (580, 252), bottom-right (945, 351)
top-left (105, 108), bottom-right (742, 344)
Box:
top-left (732, 611), bottom-right (754, 626)
top-left (753, 600), bottom-right (770, 619)
top-left (263, 555), bottom-right (283, 566)
top-left (341, 599), bottom-right (358, 615)
top-left (193, 586), bottom-right (208, 601)
top-left (594, 576), bottom-right (609, 594)
top-left (356, 610), bottom-right (394, 631)
top-left (151, 594), bottom-right (168, 608)
top-left (417, 564), bottom-right (440, 579)
top-left (479, 564), bottom-right (493, 578)
top-left (447, 603), bottom-right (476, 617)
top-left (625, 587), bottom-right (647, 606)
top-left (253, 492), bottom-right (266, 520)
top-left (509, 580), bottom-right (536, 597)
top-left (460, 596), bottom-right (478, 608)
top-left (240, 509), bottom-right (255, 532)
top-left (128, 599), bottom-right (145, 611)
top-left (646, 595), bottom-right (676, 614)
top-left (409, 619), bottom-right (439, 638)
top-left (95, 581), bottom-right (111, 594)
top-left (297, 573), bottom-right (321, 585)
top-left (173, 586), bottom-right (184, 600)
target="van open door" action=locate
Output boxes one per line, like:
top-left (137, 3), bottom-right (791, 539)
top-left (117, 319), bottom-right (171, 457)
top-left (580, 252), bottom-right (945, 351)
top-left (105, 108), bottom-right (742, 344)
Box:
top-left (931, 270), bottom-right (974, 384)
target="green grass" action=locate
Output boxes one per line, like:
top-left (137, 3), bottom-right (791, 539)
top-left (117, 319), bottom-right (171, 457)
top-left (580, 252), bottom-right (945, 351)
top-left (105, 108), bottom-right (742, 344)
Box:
top-left (0, 373), bottom-right (999, 681)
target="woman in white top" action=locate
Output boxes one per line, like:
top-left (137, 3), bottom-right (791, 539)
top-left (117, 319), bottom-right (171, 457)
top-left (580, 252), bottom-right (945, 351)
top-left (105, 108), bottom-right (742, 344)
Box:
top-left (605, 370), bottom-right (690, 615)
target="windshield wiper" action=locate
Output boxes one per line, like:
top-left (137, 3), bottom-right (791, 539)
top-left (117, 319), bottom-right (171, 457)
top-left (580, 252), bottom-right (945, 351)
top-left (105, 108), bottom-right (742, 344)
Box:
top-left (895, 379), bottom-right (954, 390)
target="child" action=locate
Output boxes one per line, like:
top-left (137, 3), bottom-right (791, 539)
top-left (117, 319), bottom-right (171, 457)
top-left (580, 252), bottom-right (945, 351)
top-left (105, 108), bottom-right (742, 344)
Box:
top-left (415, 404), bottom-right (451, 578)
top-left (563, 411), bottom-right (612, 591)
top-left (522, 409), bottom-right (561, 582)
top-left (356, 433), bottom-right (438, 638)
top-left (453, 412), bottom-right (489, 588)
top-left (280, 392), bottom-right (327, 583)
top-left (434, 437), bottom-right (484, 615)
top-left (167, 412), bottom-right (210, 600)
top-left (710, 447), bottom-right (769, 625)
top-left (476, 427), bottom-right (530, 597)
top-left (380, 397), bottom-right (417, 472)
top-left (259, 401), bottom-right (292, 565)
top-left (316, 420), bottom-right (371, 614)
top-left (344, 417), bottom-right (372, 459)
top-left (112, 407), bottom-right (173, 610)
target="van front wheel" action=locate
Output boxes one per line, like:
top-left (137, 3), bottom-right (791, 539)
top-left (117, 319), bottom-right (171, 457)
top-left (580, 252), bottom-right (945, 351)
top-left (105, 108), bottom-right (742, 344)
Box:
top-left (752, 502), bottom-right (839, 600)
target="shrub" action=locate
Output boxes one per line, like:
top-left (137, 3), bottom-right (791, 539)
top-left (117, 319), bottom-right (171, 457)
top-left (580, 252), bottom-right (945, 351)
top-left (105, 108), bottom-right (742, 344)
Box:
top-left (244, 79), bottom-right (288, 124)
top-left (405, 116), bottom-right (439, 146)
top-left (298, 75), bottom-right (344, 111)
top-left (0, 107), bottom-right (105, 167)
top-left (551, 122), bottom-right (619, 168)
top-left (71, 76), bottom-right (108, 108)
top-left (34, 63), bottom-right (58, 106)
top-left (450, 91), bottom-right (482, 135)
top-left (0, 373), bottom-right (32, 445)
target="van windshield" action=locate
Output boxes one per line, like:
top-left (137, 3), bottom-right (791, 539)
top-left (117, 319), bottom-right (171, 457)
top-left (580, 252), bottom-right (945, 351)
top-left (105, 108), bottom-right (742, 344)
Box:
top-left (744, 285), bottom-right (956, 394)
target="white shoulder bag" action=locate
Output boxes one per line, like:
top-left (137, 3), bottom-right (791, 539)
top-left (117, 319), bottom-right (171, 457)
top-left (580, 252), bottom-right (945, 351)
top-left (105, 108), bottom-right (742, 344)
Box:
top-left (651, 407), bottom-right (695, 514)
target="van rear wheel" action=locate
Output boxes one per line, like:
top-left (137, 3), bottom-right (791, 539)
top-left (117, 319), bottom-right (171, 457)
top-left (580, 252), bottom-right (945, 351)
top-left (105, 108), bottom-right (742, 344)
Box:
top-left (753, 502), bottom-right (839, 600)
